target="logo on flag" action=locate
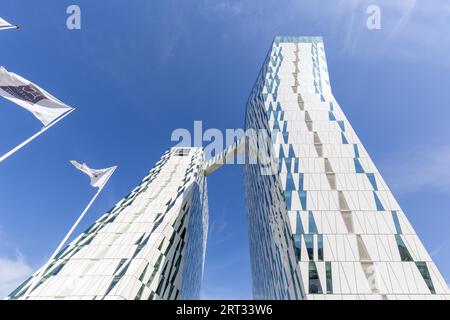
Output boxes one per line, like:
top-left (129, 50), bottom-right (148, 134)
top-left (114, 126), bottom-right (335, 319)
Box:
top-left (0, 66), bottom-right (73, 126)
top-left (0, 84), bottom-right (47, 104)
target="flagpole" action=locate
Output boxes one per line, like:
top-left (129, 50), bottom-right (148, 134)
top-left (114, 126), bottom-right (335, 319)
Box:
top-left (21, 166), bottom-right (116, 299)
top-left (0, 108), bottom-right (75, 164)
top-left (0, 25), bottom-right (18, 30)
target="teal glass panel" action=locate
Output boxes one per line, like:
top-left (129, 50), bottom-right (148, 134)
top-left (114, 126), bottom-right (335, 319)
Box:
top-left (415, 262), bottom-right (436, 294)
top-left (326, 262), bottom-right (333, 294)
top-left (299, 173), bottom-right (304, 190)
top-left (366, 173), bottom-right (378, 190)
top-left (308, 211), bottom-right (318, 234)
top-left (396, 235), bottom-right (413, 261)
top-left (305, 234), bottom-right (314, 260)
top-left (328, 111), bottom-right (336, 121)
top-left (353, 144), bottom-right (360, 157)
top-left (286, 173), bottom-right (296, 191)
top-left (308, 262), bottom-right (323, 294)
top-left (299, 191), bottom-right (307, 210)
top-left (318, 235), bottom-right (324, 261)
top-left (374, 191), bottom-right (385, 211)
top-left (392, 211), bottom-right (402, 234)
top-left (354, 158), bottom-right (365, 173)
top-left (341, 132), bottom-right (349, 144)
top-left (296, 212), bottom-right (304, 234)
top-left (293, 234), bottom-right (302, 261)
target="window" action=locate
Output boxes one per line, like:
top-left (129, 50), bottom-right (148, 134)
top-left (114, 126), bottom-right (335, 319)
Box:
top-left (284, 158), bottom-right (291, 172)
top-left (357, 235), bottom-right (371, 261)
top-left (47, 261), bottom-right (67, 277)
top-left (284, 191), bottom-right (292, 210)
top-left (293, 234), bottom-right (302, 261)
top-left (324, 158), bottom-right (333, 173)
top-left (273, 119), bottom-right (280, 131)
top-left (294, 158), bottom-right (299, 173)
top-left (415, 262), bottom-right (436, 294)
top-left (341, 132), bottom-right (349, 144)
top-left (104, 276), bottom-right (121, 296)
top-left (315, 144), bottom-right (323, 157)
top-left (395, 235), bottom-right (413, 261)
top-left (366, 173), bottom-right (378, 190)
top-left (279, 146), bottom-right (286, 159)
top-left (139, 264), bottom-right (149, 281)
top-left (135, 284), bottom-right (145, 300)
top-left (373, 192), bottom-right (385, 211)
top-left (354, 158), bottom-right (365, 173)
top-left (326, 262), bottom-right (333, 294)
top-left (353, 144), bottom-right (360, 157)
top-left (338, 191), bottom-right (350, 211)
top-left (174, 148), bottom-right (190, 156)
top-left (308, 262), bottom-right (323, 294)
top-left (341, 211), bottom-right (354, 233)
top-left (299, 173), bottom-right (304, 190)
top-left (392, 211), bottom-right (402, 234)
top-left (305, 234), bottom-right (314, 260)
top-left (288, 145), bottom-right (295, 158)
top-left (286, 173), bottom-right (296, 191)
top-left (114, 259), bottom-right (127, 274)
top-left (308, 211), bottom-right (318, 234)
top-left (318, 235), bottom-right (324, 261)
top-left (299, 191), bottom-right (307, 210)
top-left (296, 212), bottom-right (304, 234)
top-left (326, 173), bottom-right (336, 190)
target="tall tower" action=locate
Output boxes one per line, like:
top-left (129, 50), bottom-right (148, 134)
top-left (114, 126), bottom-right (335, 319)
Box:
top-left (8, 147), bottom-right (208, 300)
top-left (244, 36), bottom-right (450, 300)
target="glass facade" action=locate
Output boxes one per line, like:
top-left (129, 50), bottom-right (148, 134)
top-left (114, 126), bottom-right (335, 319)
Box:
top-left (8, 148), bottom-right (208, 300)
top-left (244, 37), bottom-right (450, 300)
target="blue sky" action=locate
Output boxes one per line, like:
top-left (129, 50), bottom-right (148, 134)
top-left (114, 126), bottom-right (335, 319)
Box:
top-left (0, 0), bottom-right (449, 299)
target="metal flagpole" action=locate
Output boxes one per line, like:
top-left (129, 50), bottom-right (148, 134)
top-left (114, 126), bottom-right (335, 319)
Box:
top-left (0, 25), bottom-right (19, 30)
top-left (0, 108), bottom-right (75, 164)
top-left (21, 166), bottom-right (117, 299)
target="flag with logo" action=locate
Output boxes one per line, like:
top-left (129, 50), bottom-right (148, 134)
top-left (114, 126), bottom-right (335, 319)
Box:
top-left (70, 160), bottom-right (117, 188)
top-left (0, 66), bottom-right (73, 126)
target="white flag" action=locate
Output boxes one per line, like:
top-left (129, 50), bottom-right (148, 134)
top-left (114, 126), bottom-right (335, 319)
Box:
top-left (71, 160), bottom-right (117, 188)
top-left (0, 17), bottom-right (13, 28)
top-left (0, 66), bottom-right (73, 126)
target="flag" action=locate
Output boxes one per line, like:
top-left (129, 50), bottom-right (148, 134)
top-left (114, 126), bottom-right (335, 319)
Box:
top-left (0, 66), bottom-right (73, 126)
top-left (70, 160), bottom-right (117, 188)
top-left (0, 17), bottom-right (17, 29)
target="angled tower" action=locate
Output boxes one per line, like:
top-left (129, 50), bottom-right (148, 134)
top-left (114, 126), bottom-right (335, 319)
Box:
top-left (8, 147), bottom-right (208, 300)
top-left (244, 36), bottom-right (450, 300)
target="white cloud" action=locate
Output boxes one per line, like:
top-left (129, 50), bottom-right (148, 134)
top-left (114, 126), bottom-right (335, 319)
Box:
top-left (215, 2), bottom-right (242, 16)
top-left (160, 11), bottom-right (185, 62)
top-left (207, 205), bottom-right (232, 247)
top-left (193, 0), bottom-right (450, 67)
top-left (201, 0), bottom-right (242, 17)
top-left (273, 0), bottom-right (450, 65)
top-left (381, 145), bottom-right (450, 195)
top-left (430, 241), bottom-right (448, 257)
top-left (0, 252), bottom-right (33, 298)
top-left (386, 0), bottom-right (417, 38)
